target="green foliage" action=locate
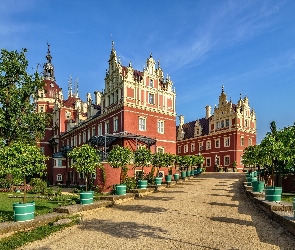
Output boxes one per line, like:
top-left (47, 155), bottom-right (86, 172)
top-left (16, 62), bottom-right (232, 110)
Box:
top-left (68, 144), bottom-right (102, 191)
top-left (108, 146), bottom-right (133, 184)
top-left (134, 148), bottom-right (152, 179)
top-left (29, 178), bottom-right (48, 194)
top-left (122, 177), bottom-right (137, 191)
top-left (0, 48), bottom-right (51, 146)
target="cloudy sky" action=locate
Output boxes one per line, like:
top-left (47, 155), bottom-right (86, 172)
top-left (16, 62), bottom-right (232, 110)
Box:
top-left (1, 0), bottom-right (295, 142)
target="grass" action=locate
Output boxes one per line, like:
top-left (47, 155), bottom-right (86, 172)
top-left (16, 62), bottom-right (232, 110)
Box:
top-left (281, 193), bottom-right (295, 203)
top-left (0, 192), bottom-right (79, 222)
top-left (0, 216), bottom-right (80, 250)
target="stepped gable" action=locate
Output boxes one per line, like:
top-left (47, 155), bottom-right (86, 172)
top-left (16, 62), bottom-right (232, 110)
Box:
top-left (177, 118), bottom-right (209, 140)
top-left (63, 96), bottom-right (79, 108)
top-left (121, 66), bottom-right (143, 81)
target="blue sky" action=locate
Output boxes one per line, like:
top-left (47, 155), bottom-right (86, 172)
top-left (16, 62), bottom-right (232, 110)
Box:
top-left (1, 0), bottom-right (295, 143)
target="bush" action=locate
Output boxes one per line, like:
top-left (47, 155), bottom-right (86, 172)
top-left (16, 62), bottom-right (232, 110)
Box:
top-left (0, 178), bottom-right (12, 189)
top-left (29, 178), bottom-right (48, 194)
top-left (122, 177), bottom-right (137, 191)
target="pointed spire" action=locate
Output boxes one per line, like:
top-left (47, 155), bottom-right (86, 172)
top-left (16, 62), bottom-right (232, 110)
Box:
top-left (150, 52), bottom-right (153, 58)
top-left (43, 43), bottom-right (55, 81)
top-left (112, 40), bottom-right (115, 51)
top-left (222, 85), bottom-right (224, 93)
top-left (129, 61), bottom-right (132, 67)
top-left (68, 76), bottom-right (73, 98)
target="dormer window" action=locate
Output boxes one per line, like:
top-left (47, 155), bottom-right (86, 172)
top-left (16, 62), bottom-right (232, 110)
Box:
top-left (149, 79), bottom-right (154, 87)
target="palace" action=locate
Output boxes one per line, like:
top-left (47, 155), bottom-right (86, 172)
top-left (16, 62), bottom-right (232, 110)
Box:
top-left (36, 43), bottom-right (256, 190)
top-left (176, 87), bottom-right (256, 172)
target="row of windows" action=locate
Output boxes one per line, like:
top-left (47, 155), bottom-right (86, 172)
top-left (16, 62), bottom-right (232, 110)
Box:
top-left (139, 117), bottom-right (164, 134)
top-left (216, 119), bottom-right (230, 129)
top-left (205, 156), bottom-right (230, 167)
top-left (178, 136), bottom-right (252, 154)
top-left (56, 173), bottom-right (96, 182)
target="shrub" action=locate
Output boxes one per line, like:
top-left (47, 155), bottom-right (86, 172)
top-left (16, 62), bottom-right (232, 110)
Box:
top-left (29, 178), bottom-right (48, 194)
top-left (122, 177), bottom-right (137, 191)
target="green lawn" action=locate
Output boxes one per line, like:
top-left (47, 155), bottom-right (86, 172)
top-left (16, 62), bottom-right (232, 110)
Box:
top-left (0, 192), bottom-right (78, 222)
top-left (281, 193), bottom-right (295, 203)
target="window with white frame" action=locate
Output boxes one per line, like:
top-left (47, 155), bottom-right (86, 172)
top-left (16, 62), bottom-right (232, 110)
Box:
top-left (83, 131), bottom-right (86, 143)
top-left (221, 120), bottom-right (224, 128)
top-left (157, 120), bottom-right (164, 133)
top-left (115, 90), bottom-right (118, 102)
top-left (184, 144), bottom-right (189, 153)
top-left (105, 121), bottom-right (109, 134)
top-left (157, 147), bottom-right (164, 153)
top-left (199, 142), bottom-right (203, 151)
top-left (241, 137), bottom-right (244, 146)
top-left (248, 138), bottom-right (252, 146)
top-left (215, 139), bottom-right (220, 148)
top-left (245, 119), bottom-right (248, 127)
top-left (224, 156), bottom-right (230, 166)
top-left (70, 137), bottom-right (73, 147)
top-left (74, 136), bottom-right (77, 146)
top-left (216, 121), bottom-right (220, 129)
top-left (98, 124), bottom-right (102, 136)
top-left (79, 173), bottom-right (85, 179)
top-left (57, 174), bottom-right (62, 182)
top-left (55, 159), bottom-right (62, 167)
top-left (224, 137), bottom-right (230, 147)
top-left (78, 134), bottom-right (81, 145)
top-left (206, 158), bottom-right (211, 167)
top-left (148, 93), bottom-right (154, 104)
top-left (113, 117), bottom-right (118, 132)
top-left (178, 146), bottom-right (181, 153)
top-left (206, 141), bottom-right (211, 149)
top-left (191, 143), bottom-right (195, 152)
top-left (139, 117), bottom-right (146, 131)
top-left (226, 119), bottom-right (230, 127)
top-left (87, 129), bottom-right (90, 140)
top-left (92, 126), bottom-right (96, 136)
top-left (149, 79), bottom-right (154, 87)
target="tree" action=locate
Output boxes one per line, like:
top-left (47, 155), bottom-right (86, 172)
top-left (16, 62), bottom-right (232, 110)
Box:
top-left (134, 147), bottom-right (152, 179)
top-left (0, 49), bottom-right (51, 146)
top-left (0, 141), bottom-right (48, 203)
top-left (68, 144), bottom-right (102, 191)
top-left (151, 152), bottom-right (168, 177)
top-left (107, 146), bottom-right (133, 184)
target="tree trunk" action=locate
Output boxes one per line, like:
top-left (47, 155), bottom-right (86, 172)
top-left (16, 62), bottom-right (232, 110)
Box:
top-left (23, 177), bottom-right (26, 204)
top-left (85, 176), bottom-right (88, 191)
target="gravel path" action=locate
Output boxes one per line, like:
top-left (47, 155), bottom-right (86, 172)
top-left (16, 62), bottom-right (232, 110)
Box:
top-left (20, 173), bottom-right (295, 250)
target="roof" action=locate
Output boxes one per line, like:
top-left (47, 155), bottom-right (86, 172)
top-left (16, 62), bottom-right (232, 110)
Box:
top-left (177, 118), bottom-right (209, 140)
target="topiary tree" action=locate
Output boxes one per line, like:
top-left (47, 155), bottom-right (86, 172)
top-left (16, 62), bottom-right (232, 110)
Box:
top-left (68, 144), bottom-right (102, 191)
top-left (107, 146), bottom-right (133, 184)
top-left (151, 152), bottom-right (168, 177)
top-left (0, 141), bottom-right (48, 203)
top-left (134, 147), bottom-right (152, 179)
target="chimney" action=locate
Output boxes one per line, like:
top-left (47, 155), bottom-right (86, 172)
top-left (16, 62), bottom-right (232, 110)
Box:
top-left (94, 91), bottom-right (101, 105)
top-left (205, 105), bottom-right (211, 119)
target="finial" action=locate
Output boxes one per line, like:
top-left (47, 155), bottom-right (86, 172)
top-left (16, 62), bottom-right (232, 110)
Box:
top-left (112, 40), bottom-right (114, 50)
top-left (158, 60), bottom-right (160, 69)
top-left (222, 85), bottom-right (224, 93)
top-left (129, 61), bottom-right (132, 67)
top-left (150, 53), bottom-right (152, 58)
top-left (118, 56), bottom-right (121, 64)
top-left (240, 93), bottom-right (242, 99)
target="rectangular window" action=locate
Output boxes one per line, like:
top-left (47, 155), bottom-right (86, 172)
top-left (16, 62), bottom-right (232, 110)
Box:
top-left (74, 136), bottom-right (77, 146)
top-left (83, 132), bottom-right (86, 143)
top-left (79, 173), bottom-right (85, 179)
top-left (245, 119), bottom-right (248, 127)
top-left (248, 138), bottom-right (252, 146)
top-left (149, 79), bottom-right (154, 87)
top-left (139, 117), bottom-right (146, 131)
top-left (55, 159), bottom-right (62, 167)
top-left (206, 141), bottom-right (211, 149)
top-left (184, 145), bottom-right (188, 153)
top-left (105, 121), bottom-right (109, 134)
top-left (221, 120), bottom-right (224, 128)
top-left (78, 134), bottom-right (81, 145)
top-left (57, 174), bottom-right (62, 182)
top-left (148, 93), bottom-right (154, 104)
top-left (70, 137), bottom-right (73, 147)
top-left (178, 146), bottom-right (181, 153)
top-left (98, 124), bottom-right (102, 136)
top-left (114, 117), bottom-right (118, 132)
top-left (241, 137), bottom-right (244, 146)
top-left (199, 142), bottom-right (203, 151)
top-left (92, 126), bottom-right (96, 136)
top-left (157, 147), bottom-right (164, 153)
top-left (191, 143), bottom-right (195, 152)
top-left (206, 158), bottom-right (211, 167)
top-left (87, 129), bottom-right (91, 140)
top-left (157, 120), bottom-right (164, 133)
top-left (215, 139), bottom-right (220, 148)
top-left (224, 156), bottom-right (230, 166)
top-left (115, 90), bottom-right (118, 102)
top-left (224, 137), bottom-right (230, 147)
top-left (226, 119), bottom-right (229, 127)
top-left (216, 121), bottom-right (220, 129)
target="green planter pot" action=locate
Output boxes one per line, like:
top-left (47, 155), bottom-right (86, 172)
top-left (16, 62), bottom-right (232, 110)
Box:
top-left (165, 175), bottom-right (172, 183)
top-left (173, 173), bottom-right (180, 181)
top-left (80, 191), bottom-right (94, 205)
top-left (186, 170), bottom-right (191, 177)
top-left (181, 171), bottom-right (187, 178)
top-left (13, 202), bottom-right (35, 222)
top-left (246, 176), bottom-right (257, 186)
top-left (190, 170), bottom-right (195, 176)
top-left (115, 184), bottom-right (127, 195)
top-left (252, 181), bottom-right (265, 192)
top-left (154, 177), bottom-right (163, 185)
top-left (138, 180), bottom-right (148, 189)
top-left (265, 186), bottom-right (282, 202)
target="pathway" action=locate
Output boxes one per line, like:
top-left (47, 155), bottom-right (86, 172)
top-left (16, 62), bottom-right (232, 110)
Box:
top-left (20, 173), bottom-right (295, 250)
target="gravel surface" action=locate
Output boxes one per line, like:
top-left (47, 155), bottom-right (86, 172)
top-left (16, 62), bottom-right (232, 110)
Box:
top-left (20, 173), bottom-right (295, 250)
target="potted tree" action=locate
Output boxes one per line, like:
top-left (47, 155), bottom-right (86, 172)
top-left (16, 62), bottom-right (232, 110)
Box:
top-left (232, 161), bottom-right (237, 172)
top-left (107, 146), bottom-right (133, 195)
top-left (134, 147), bottom-right (152, 189)
top-left (164, 153), bottom-right (175, 184)
top-left (68, 144), bottom-right (102, 204)
top-left (0, 142), bottom-right (48, 222)
top-left (151, 152), bottom-right (167, 185)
